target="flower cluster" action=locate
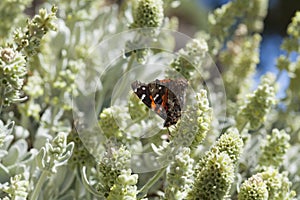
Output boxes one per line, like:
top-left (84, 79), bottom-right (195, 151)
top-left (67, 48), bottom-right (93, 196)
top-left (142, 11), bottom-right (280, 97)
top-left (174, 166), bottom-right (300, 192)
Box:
top-left (0, 48), bottom-right (27, 107)
top-left (32, 133), bottom-right (74, 199)
top-left (196, 127), bottom-right (243, 171)
top-left (213, 127), bottom-right (244, 164)
top-left (0, 174), bottom-right (29, 200)
top-left (187, 151), bottom-right (234, 199)
top-left (96, 145), bottom-right (138, 198)
top-left (259, 129), bottom-right (291, 168)
top-left (172, 90), bottom-right (212, 149)
top-left (0, 5), bottom-right (57, 109)
top-left (238, 174), bottom-right (268, 200)
top-left (191, 90), bottom-right (213, 147)
top-left (14, 6), bottom-right (57, 56)
top-left (0, 0), bottom-right (299, 199)
top-left (107, 169), bottom-right (139, 200)
top-left (189, 128), bottom-right (243, 199)
top-left (239, 167), bottom-right (296, 200)
top-left (208, 0), bottom-right (268, 54)
top-left (236, 74), bottom-right (276, 131)
top-left (130, 0), bottom-right (164, 29)
top-left (220, 25), bottom-right (261, 101)
top-left (98, 106), bottom-right (125, 139)
top-left (170, 38), bottom-right (208, 79)
top-left (276, 11), bottom-right (300, 112)
top-left (165, 147), bottom-right (194, 199)
top-left (127, 0), bottom-right (164, 63)
top-left (281, 11), bottom-right (300, 54)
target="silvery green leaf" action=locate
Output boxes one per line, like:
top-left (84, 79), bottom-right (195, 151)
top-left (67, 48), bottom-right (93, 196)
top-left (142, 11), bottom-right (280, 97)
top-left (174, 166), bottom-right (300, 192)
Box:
top-left (0, 149), bottom-right (8, 159)
top-left (2, 145), bottom-right (18, 166)
top-left (57, 167), bottom-right (75, 195)
top-left (12, 139), bottom-right (28, 156)
top-left (2, 139), bottom-right (28, 166)
top-left (0, 163), bottom-right (10, 182)
top-left (20, 148), bottom-right (38, 163)
top-left (6, 164), bottom-right (25, 177)
top-left (40, 108), bottom-right (52, 124)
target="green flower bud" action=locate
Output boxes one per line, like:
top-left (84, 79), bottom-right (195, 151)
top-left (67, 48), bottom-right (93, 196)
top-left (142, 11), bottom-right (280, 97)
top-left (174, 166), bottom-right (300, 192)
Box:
top-left (165, 148), bottom-right (194, 200)
top-left (287, 12), bottom-right (300, 37)
top-left (238, 174), bottom-right (268, 200)
top-left (221, 31), bottom-right (261, 101)
top-left (170, 38), bottom-right (208, 79)
top-left (259, 129), bottom-right (290, 168)
top-left (107, 169), bottom-right (138, 200)
top-left (191, 90), bottom-right (212, 147)
top-left (236, 74), bottom-right (276, 131)
top-left (97, 145), bottom-right (132, 197)
top-left (195, 128), bottom-right (243, 180)
top-left (0, 174), bottom-right (29, 199)
top-left (276, 55), bottom-right (291, 72)
top-left (130, 0), bottom-right (164, 29)
top-left (281, 11), bottom-right (300, 53)
top-left (187, 152), bottom-right (235, 200)
top-left (214, 127), bottom-right (243, 164)
top-left (0, 47), bottom-right (27, 106)
top-left (258, 167), bottom-right (296, 200)
top-left (99, 107), bottom-right (122, 139)
top-left (14, 6), bottom-right (57, 56)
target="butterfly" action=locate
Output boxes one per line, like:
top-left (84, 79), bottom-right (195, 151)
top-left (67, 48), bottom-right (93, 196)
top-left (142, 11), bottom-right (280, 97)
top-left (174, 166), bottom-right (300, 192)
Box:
top-left (131, 78), bottom-right (188, 127)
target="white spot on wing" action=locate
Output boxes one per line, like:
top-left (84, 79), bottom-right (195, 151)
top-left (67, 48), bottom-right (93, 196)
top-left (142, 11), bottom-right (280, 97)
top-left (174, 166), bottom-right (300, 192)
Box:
top-left (141, 94), bottom-right (146, 100)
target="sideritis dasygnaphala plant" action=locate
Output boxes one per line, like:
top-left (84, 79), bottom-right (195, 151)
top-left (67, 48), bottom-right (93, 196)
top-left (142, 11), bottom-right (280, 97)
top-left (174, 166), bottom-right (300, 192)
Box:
top-left (0, 0), bottom-right (299, 199)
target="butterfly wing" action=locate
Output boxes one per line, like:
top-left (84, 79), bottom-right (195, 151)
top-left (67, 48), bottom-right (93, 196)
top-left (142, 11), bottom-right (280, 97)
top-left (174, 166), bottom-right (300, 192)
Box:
top-left (131, 79), bottom-right (188, 127)
top-left (131, 80), bottom-right (168, 120)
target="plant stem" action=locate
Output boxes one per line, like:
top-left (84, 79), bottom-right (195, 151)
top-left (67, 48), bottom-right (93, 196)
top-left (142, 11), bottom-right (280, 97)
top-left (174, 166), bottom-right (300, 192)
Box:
top-left (116, 54), bottom-right (135, 94)
top-left (49, 105), bottom-right (59, 135)
top-left (237, 121), bottom-right (248, 133)
top-left (126, 54), bottom-right (135, 72)
top-left (31, 171), bottom-right (48, 200)
top-left (274, 70), bottom-right (282, 84)
top-left (0, 85), bottom-right (5, 115)
top-left (137, 166), bottom-right (167, 199)
top-left (80, 166), bottom-right (103, 197)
